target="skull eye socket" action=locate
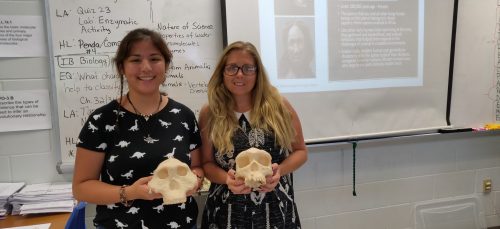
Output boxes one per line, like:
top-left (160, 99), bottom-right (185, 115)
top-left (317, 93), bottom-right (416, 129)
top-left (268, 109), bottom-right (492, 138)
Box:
top-left (257, 155), bottom-right (270, 166)
top-left (236, 155), bottom-right (250, 167)
top-left (157, 168), bottom-right (169, 179)
top-left (177, 166), bottom-right (188, 176)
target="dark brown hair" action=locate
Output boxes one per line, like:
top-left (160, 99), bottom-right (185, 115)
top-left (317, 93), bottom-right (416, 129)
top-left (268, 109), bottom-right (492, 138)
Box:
top-left (114, 28), bottom-right (172, 75)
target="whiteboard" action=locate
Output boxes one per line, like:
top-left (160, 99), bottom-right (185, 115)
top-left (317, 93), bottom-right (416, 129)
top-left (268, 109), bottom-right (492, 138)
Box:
top-left (451, 0), bottom-right (499, 127)
top-left (45, 0), bottom-right (223, 167)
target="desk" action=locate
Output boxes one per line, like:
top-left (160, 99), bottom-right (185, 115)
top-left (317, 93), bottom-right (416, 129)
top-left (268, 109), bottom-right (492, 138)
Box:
top-left (0, 213), bottom-right (70, 228)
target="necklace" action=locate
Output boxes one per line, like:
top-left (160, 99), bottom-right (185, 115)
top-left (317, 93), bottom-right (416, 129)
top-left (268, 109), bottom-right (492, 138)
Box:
top-left (126, 92), bottom-right (162, 121)
top-left (126, 92), bottom-right (162, 144)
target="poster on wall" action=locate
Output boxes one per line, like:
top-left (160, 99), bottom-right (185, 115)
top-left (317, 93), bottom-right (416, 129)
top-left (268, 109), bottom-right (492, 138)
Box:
top-left (0, 90), bottom-right (52, 132)
top-left (0, 15), bottom-right (47, 57)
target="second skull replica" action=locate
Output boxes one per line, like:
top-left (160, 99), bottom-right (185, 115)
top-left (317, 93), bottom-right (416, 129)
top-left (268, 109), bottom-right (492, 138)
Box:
top-left (235, 147), bottom-right (273, 189)
top-left (148, 158), bottom-right (197, 205)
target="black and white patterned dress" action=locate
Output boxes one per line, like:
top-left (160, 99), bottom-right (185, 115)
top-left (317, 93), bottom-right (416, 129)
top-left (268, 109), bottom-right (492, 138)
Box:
top-left (201, 113), bottom-right (301, 229)
top-left (77, 98), bottom-right (201, 229)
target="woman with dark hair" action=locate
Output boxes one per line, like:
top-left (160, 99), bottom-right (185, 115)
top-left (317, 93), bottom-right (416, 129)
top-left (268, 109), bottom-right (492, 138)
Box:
top-left (278, 21), bottom-right (315, 79)
top-left (72, 28), bottom-right (203, 229)
top-left (199, 41), bottom-right (308, 228)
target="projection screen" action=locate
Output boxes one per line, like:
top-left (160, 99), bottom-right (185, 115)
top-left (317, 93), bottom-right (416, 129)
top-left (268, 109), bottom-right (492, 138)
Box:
top-left (223, 0), bottom-right (454, 143)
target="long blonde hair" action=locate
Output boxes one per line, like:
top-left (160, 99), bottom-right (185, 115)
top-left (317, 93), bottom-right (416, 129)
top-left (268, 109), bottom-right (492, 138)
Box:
top-left (206, 41), bottom-right (296, 154)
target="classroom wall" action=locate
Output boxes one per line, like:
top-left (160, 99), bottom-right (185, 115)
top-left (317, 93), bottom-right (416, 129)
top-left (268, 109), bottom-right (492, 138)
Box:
top-left (1, 0), bottom-right (500, 229)
top-left (0, 0), bottom-right (70, 183)
top-left (295, 132), bottom-right (500, 228)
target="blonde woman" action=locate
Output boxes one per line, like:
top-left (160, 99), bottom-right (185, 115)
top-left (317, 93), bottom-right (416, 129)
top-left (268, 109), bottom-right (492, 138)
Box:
top-left (199, 41), bottom-right (308, 228)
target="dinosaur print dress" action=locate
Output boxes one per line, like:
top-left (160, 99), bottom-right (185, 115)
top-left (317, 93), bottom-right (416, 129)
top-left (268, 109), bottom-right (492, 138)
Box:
top-left (77, 98), bottom-right (201, 229)
top-left (201, 113), bottom-right (301, 229)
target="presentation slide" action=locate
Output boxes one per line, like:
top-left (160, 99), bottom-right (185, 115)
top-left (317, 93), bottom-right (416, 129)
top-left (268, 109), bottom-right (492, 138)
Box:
top-left (261, 0), bottom-right (422, 92)
top-left (225, 0), bottom-right (453, 142)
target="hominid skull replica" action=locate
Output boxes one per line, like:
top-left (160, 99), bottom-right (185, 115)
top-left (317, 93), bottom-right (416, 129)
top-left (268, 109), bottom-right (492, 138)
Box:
top-left (235, 147), bottom-right (273, 189)
top-left (148, 158), bottom-right (197, 205)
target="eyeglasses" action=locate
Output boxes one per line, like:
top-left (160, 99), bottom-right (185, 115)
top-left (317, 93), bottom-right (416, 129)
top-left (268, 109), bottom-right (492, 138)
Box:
top-left (224, 64), bottom-right (257, 76)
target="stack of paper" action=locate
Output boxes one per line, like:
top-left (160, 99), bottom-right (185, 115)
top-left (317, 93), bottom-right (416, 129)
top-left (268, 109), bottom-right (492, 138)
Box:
top-left (0, 182), bottom-right (26, 218)
top-left (9, 182), bottom-right (75, 215)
